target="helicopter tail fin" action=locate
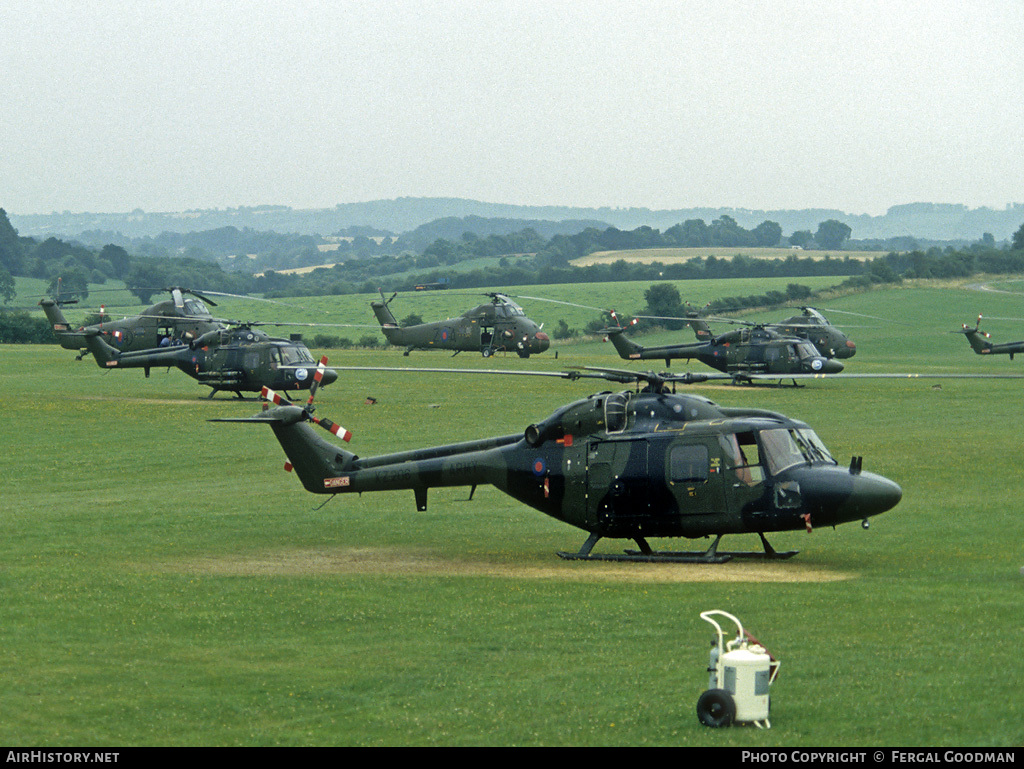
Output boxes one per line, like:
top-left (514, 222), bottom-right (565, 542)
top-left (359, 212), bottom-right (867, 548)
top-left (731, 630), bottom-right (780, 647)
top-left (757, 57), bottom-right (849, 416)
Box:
top-left (684, 317), bottom-right (713, 340)
top-left (683, 302), bottom-right (713, 340)
top-left (603, 326), bottom-right (647, 360)
top-left (213, 402), bottom-right (359, 494)
top-left (960, 316), bottom-right (993, 355)
top-left (81, 330), bottom-right (123, 368)
top-left (39, 298), bottom-right (89, 351)
top-left (370, 296), bottom-right (404, 344)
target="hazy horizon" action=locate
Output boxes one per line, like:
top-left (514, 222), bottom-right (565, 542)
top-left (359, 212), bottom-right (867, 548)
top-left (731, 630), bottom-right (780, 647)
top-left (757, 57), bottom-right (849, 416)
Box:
top-left (3, 1), bottom-right (1022, 217)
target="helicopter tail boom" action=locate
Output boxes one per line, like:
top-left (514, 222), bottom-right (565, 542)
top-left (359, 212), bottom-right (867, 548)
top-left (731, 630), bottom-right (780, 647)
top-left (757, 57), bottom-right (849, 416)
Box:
top-left (219, 403), bottom-right (516, 505)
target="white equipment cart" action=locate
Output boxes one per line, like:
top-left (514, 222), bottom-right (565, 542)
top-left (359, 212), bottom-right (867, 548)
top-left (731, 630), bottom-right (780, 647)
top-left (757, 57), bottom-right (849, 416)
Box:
top-left (697, 610), bottom-right (780, 728)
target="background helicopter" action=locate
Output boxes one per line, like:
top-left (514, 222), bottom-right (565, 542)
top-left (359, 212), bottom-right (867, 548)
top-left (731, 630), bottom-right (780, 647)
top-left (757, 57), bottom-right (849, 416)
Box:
top-left (213, 366), bottom-right (902, 563)
top-left (658, 304), bottom-right (858, 360)
top-left (371, 291), bottom-right (550, 358)
top-left (82, 322), bottom-right (339, 399)
top-left (603, 319), bottom-right (844, 380)
top-left (957, 315), bottom-right (1024, 359)
top-left (40, 287), bottom-right (226, 357)
top-left (766, 307), bottom-right (858, 359)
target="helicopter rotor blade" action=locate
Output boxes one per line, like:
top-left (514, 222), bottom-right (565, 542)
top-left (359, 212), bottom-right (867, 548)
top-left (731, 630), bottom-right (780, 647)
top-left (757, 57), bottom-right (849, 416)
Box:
top-left (260, 385), bottom-right (286, 406)
top-left (306, 356), bottom-right (330, 405)
top-left (310, 414), bottom-right (352, 442)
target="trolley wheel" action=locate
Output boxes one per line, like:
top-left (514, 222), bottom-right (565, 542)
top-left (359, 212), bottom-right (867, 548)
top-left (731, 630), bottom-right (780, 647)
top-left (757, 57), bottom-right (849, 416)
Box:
top-left (697, 688), bottom-right (736, 728)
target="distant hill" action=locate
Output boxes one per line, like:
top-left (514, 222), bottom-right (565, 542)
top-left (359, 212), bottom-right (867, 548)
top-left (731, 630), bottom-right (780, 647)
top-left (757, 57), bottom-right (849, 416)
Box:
top-left (9, 198), bottom-right (1024, 242)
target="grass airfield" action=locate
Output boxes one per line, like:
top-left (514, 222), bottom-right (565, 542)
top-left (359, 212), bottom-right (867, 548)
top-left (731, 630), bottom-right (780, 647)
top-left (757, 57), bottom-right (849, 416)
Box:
top-left (2, 280), bottom-right (1023, 746)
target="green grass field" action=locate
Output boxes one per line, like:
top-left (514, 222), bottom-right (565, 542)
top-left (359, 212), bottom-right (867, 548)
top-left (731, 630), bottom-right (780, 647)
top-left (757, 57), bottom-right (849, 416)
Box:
top-left (2, 279), bottom-right (1023, 746)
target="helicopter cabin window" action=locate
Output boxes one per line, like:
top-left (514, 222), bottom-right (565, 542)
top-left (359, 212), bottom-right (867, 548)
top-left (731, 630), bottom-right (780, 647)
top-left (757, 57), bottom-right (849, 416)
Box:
top-left (669, 445), bottom-right (709, 484)
top-left (720, 432), bottom-right (766, 485)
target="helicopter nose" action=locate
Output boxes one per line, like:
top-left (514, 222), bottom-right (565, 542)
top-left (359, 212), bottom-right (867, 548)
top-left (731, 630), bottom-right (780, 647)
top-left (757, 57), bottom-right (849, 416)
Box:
top-left (320, 367), bottom-right (339, 387)
top-left (813, 357), bottom-right (844, 374)
top-left (832, 471), bottom-right (902, 523)
top-left (790, 466), bottom-right (902, 526)
top-left (534, 331), bottom-right (550, 352)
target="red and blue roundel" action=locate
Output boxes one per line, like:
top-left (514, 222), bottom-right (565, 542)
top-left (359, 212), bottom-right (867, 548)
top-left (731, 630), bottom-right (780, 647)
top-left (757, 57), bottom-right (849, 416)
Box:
top-left (532, 457), bottom-right (546, 476)
top-left (441, 328), bottom-right (450, 341)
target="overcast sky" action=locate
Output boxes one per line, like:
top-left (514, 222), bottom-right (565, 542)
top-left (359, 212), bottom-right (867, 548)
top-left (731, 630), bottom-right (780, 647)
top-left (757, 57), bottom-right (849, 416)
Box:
top-left (2, 0), bottom-right (1022, 217)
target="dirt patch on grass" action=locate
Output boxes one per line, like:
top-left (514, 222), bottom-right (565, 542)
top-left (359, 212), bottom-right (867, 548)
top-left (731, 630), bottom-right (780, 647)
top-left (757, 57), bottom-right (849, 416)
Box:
top-left (170, 546), bottom-right (853, 583)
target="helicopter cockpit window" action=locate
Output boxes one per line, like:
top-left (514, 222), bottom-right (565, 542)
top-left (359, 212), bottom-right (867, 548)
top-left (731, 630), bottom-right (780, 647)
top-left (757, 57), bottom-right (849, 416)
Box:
top-left (182, 299), bottom-right (210, 317)
top-left (278, 345), bottom-right (315, 365)
top-left (795, 342), bottom-right (819, 360)
top-left (759, 428), bottom-right (836, 475)
top-left (669, 445), bottom-right (709, 484)
top-left (721, 432), bottom-right (765, 485)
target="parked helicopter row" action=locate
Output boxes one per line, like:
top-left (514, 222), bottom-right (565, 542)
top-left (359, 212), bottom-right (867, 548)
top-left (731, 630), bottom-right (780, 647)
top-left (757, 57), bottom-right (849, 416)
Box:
top-left (40, 289), bottom-right (343, 399)
top-left (41, 287), bottom-right (865, 394)
top-left (38, 285), bottom-right (1020, 563)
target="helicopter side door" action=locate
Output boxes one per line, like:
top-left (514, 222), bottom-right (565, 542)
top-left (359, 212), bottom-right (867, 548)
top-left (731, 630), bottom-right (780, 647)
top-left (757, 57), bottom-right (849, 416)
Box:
top-left (665, 439), bottom-right (728, 518)
top-left (586, 438), bottom-right (650, 530)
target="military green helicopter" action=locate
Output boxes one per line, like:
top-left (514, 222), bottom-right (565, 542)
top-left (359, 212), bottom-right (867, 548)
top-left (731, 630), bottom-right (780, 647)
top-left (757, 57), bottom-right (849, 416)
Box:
top-left (604, 320), bottom-right (845, 380)
top-left (212, 366), bottom-right (902, 562)
top-left (652, 304), bottom-right (857, 361)
top-left (81, 323), bottom-right (339, 399)
top-left (767, 307), bottom-right (857, 359)
top-left (39, 287), bottom-right (225, 358)
top-left (957, 315), bottom-right (1024, 359)
top-left (371, 291), bottom-right (551, 358)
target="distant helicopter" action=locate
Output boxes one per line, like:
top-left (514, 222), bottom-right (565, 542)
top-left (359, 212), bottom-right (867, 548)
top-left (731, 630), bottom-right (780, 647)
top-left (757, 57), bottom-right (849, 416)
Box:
top-left (603, 322), bottom-right (845, 380)
top-left (371, 291), bottom-right (551, 358)
top-left (768, 307), bottom-right (857, 359)
top-left (213, 367), bottom-right (902, 562)
top-left (81, 324), bottom-right (339, 399)
top-left (40, 287), bottom-right (225, 358)
top-left (957, 315), bottom-right (1024, 359)
top-left (661, 304), bottom-right (857, 360)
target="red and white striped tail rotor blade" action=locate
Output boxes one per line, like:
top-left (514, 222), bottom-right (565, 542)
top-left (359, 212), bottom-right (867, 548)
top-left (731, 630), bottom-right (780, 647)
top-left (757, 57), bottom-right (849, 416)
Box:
top-left (312, 416), bottom-right (352, 442)
top-left (306, 356), bottom-right (329, 405)
top-left (261, 386), bottom-right (285, 406)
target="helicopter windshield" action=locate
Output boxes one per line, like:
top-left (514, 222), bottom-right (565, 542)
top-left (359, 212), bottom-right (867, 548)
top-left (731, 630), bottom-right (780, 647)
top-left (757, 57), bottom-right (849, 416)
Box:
top-left (278, 344), bottom-right (315, 365)
top-left (759, 428), bottom-right (836, 475)
top-left (795, 342), bottom-right (819, 359)
top-left (182, 299), bottom-right (211, 317)
top-left (494, 303), bottom-right (525, 319)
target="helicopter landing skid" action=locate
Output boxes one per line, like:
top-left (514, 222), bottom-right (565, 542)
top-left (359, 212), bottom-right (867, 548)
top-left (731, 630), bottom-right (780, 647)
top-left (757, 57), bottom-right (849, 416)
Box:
top-left (557, 533), bottom-right (797, 564)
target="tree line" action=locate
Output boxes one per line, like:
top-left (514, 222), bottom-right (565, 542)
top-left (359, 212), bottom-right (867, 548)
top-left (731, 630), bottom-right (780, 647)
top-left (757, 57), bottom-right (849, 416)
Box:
top-left (4, 203), bottom-right (1024, 344)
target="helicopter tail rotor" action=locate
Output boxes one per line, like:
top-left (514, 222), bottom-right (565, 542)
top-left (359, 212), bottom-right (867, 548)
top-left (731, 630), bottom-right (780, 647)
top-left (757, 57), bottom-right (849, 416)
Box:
top-left (260, 357), bottom-right (352, 442)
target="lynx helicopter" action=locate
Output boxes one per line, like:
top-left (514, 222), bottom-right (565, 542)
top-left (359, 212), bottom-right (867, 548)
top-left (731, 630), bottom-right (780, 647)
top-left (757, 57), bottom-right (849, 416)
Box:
top-left (212, 366), bottom-right (902, 563)
top-left (80, 322), bottom-right (339, 399)
top-left (371, 291), bottom-right (550, 357)
top-left (603, 320), bottom-right (845, 382)
top-left (957, 315), bottom-right (1024, 359)
top-left (39, 287), bottom-right (226, 358)
top-left (634, 304), bottom-right (862, 361)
